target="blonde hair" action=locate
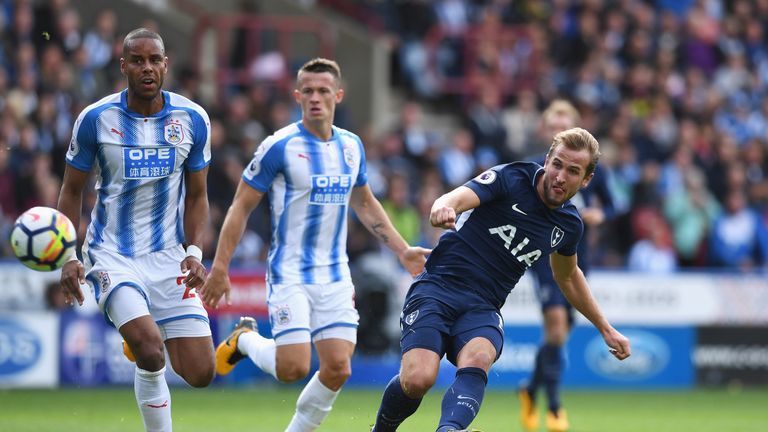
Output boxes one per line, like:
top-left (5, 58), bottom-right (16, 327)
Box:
top-left (542, 99), bottom-right (580, 125)
top-left (547, 127), bottom-right (601, 176)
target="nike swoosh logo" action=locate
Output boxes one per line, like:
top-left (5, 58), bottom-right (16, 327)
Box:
top-left (512, 204), bottom-right (527, 215)
top-left (457, 395), bottom-right (479, 404)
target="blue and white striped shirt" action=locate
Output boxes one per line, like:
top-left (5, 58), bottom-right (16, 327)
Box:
top-left (243, 121), bottom-right (367, 285)
top-left (66, 90), bottom-right (211, 257)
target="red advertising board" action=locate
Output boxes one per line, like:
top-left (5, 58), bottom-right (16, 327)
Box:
top-left (204, 269), bottom-right (269, 317)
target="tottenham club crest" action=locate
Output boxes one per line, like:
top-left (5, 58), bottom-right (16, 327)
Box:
top-left (164, 119), bottom-right (184, 144)
top-left (404, 310), bottom-right (419, 326)
top-left (551, 226), bottom-right (564, 248)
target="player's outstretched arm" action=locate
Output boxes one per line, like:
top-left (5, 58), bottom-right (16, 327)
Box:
top-left (182, 167), bottom-right (210, 289)
top-left (429, 186), bottom-right (481, 230)
top-left (199, 180), bottom-right (265, 308)
top-left (349, 184), bottom-right (430, 276)
top-left (550, 252), bottom-right (631, 360)
top-left (57, 164), bottom-right (88, 306)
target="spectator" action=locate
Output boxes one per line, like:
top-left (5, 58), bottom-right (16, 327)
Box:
top-left (381, 172), bottom-right (421, 246)
top-left (81, 9), bottom-right (116, 69)
top-left (663, 168), bottom-right (721, 266)
top-left (395, 101), bottom-right (436, 169)
top-left (708, 188), bottom-right (768, 270)
top-left (627, 212), bottom-right (677, 273)
top-left (502, 89), bottom-right (539, 157)
top-left (438, 127), bottom-right (476, 188)
top-left (465, 83), bottom-right (508, 166)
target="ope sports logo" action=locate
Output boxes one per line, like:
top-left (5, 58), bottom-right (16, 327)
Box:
top-left (310, 175), bottom-right (352, 205)
top-left (0, 320), bottom-right (42, 375)
top-left (312, 175), bottom-right (352, 189)
top-left (123, 147), bottom-right (176, 179)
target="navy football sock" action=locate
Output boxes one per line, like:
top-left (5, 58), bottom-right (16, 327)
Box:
top-left (539, 343), bottom-right (563, 412)
top-left (372, 375), bottom-right (423, 432)
top-left (527, 344), bottom-right (546, 396)
top-left (437, 367), bottom-right (488, 431)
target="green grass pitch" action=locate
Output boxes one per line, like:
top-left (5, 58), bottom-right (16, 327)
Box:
top-left (1, 386), bottom-right (766, 431)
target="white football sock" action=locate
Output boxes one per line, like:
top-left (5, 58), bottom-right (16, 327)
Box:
top-left (134, 367), bottom-right (172, 432)
top-left (285, 372), bottom-right (340, 432)
top-left (238, 331), bottom-right (277, 379)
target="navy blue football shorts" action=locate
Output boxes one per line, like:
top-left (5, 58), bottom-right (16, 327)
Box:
top-left (399, 279), bottom-right (504, 366)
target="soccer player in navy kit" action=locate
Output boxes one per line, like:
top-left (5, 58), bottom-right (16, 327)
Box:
top-left (522, 100), bottom-right (615, 432)
top-left (371, 127), bottom-right (630, 432)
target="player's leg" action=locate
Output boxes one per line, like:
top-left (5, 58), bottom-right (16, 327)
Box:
top-left (86, 248), bottom-right (173, 432)
top-left (285, 280), bottom-right (358, 431)
top-left (541, 304), bottom-right (571, 432)
top-left (284, 338), bottom-right (354, 432)
top-left (523, 262), bottom-right (566, 431)
top-left (140, 246), bottom-right (215, 388)
top-left (373, 347), bottom-right (441, 432)
top-left (373, 284), bottom-right (448, 432)
top-left (109, 288), bottom-right (172, 432)
top-left (436, 309), bottom-right (502, 432)
top-left (163, 320), bottom-right (215, 388)
top-left (217, 283), bottom-right (312, 381)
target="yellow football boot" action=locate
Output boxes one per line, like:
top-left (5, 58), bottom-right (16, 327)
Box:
top-left (546, 409), bottom-right (569, 432)
top-left (215, 316), bottom-right (257, 376)
top-left (122, 340), bottom-right (136, 362)
top-left (518, 388), bottom-right (539, 431)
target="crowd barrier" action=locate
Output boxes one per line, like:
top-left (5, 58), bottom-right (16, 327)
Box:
top-left (1, 262), bottom-right (766, 389)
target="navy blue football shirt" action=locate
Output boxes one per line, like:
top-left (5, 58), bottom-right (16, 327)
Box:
top-left (423, 162), bottom-right (584, 307)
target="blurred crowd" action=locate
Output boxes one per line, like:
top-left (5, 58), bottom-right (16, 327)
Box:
top-left (3, 0), bottom-right (768, 281)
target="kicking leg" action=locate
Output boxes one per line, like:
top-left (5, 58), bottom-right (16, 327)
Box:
top-left (230, 318), bottom-right (280, 379)
top-left (436, 337), bottom-right (495, 432)
top-left (373, 348), bottom-right (440, 432)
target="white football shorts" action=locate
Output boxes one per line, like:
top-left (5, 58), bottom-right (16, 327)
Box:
top-left (83, 244), bottom-right (210, 339)
top-left (267, 280), bottom-right (359, 346)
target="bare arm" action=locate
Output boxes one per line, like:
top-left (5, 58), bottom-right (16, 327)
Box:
top-left (350, 184), bottom-right (430, 276)
top-left (181, 167), bottom-right (210, 288)
top-left (57, 164), bottom-right (89, 306)
top-left (198, 180), bottom-right (265, 308)
top-left (429, 186), bottom-right (481, 230)
top-left (550, 252), bottom-right (631, 360)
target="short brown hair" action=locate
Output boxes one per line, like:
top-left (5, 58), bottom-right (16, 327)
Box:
top-left (547, 127), bottom-right (601, 176)
top-left (297, 58), bottom-right (341, 82)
